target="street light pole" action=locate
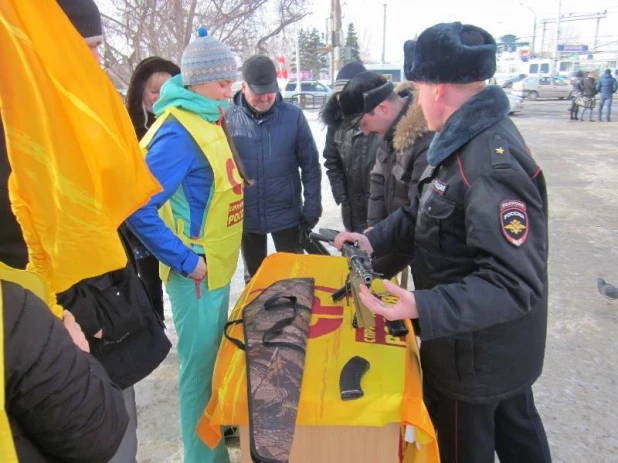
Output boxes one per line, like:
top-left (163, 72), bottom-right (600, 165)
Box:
top-left (520, 2), bottom-right (537, 55)
top-left (531, 14), bottom-right (537, 55)
top-left (381, 3), bottom-right (387, 64)
top-left (552, 0), bottom-right (562, 73)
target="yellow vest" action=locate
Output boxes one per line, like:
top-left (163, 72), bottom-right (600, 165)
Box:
top-left (0, 263), bottom-right (47, 461)
top-left (140, 108), bottom-right (243, 290)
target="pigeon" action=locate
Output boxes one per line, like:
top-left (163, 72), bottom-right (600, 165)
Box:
top-left (597, 278), bottom-right (618, 301)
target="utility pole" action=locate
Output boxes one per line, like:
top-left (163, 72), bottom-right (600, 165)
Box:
top-left (593, 13), bottom-right (607, 50)
top-left (541, 22), bottom-right (546, 56)
top-left (327, 16), bottom-right (334, 85)
top-left (539, 10), bottom-right (607, 58)
top-left (552, 0), bottom-right (561, 73)
top-left (295, 28), bottom-right (301, 93)
top-left (331, 0), bottom-right (342, 77)
top-left (381, 3), bottom-right (387, 64)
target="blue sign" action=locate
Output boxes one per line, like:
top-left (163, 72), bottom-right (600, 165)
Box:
top-left (557, 44), bottom-right (589, 53)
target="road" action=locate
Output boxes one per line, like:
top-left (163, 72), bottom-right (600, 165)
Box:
top-left (135, 96), bottom-right (618, 462)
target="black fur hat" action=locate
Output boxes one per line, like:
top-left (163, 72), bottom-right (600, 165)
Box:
top-left (407, 22), bottom-right (496, 83)
top-left (403, 40), bottom-right (416, 81)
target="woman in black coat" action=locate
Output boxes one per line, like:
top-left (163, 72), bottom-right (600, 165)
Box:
top-left (125, 57), bottom-right (180, 319)
top-left (569, 71), bottom-right (584, 120)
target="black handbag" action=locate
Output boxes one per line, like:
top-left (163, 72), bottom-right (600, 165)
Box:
top-left (61, 227), bottom-right (171, 390)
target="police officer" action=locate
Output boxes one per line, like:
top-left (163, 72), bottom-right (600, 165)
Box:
top-left (335, 22), bottom-right (551, 462)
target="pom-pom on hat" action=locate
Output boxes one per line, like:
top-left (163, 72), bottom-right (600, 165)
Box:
top-left (181, 27), bottom-right (238, 86)
top-left (407, 22), bottom-right (497, 84)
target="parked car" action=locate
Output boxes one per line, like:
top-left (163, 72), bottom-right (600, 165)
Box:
top-left (511, 75), bottom-right (572, 100)
top-left (282, 81), bottom-right (332, 103)
top-left (490, 73), bottom-right (527, 88)
top-left (507, 93), bottom-right (524, 114)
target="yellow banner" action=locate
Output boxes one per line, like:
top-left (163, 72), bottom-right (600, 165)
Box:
top-left (0, 1), bottom-right (161, 313)
top-left (198, 253), bottom-right (438, 462)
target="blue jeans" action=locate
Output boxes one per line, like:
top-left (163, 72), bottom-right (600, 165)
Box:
top-left (598, 95), bottom-right (613, 121)
top-left (581, 106), bottom-right (594, 121)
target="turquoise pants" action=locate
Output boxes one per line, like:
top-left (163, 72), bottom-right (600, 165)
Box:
top-left (166, 272), bottom-right (230, 463)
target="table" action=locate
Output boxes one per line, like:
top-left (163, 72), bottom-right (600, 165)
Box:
top-left (198, 253), bottom-right (438, 462)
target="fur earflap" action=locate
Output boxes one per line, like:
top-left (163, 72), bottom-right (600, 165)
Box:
top-left (403, 40), bottom-right (416, 81)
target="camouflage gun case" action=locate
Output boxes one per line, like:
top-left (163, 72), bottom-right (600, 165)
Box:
top-left (224, 278), bottom-right (314, 463)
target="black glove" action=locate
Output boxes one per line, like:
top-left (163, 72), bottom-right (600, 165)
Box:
top-left (302, 215), bottom-right (319, 230)
top-left (341, 199), bottom-right (353, 232)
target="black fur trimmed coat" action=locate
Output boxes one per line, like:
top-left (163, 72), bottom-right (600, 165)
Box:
top-left (320, 94), bottom-right (381, 232)
top-left (367, 84), bottom-right (433, 227)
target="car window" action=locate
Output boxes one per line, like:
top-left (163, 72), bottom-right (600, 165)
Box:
top-left (301, 83), bottom-right (311, 92)
top-left (539, 77), bottom-right (551, 85)
top-left (315, 83), bottom-right (327, 92)
top-left (553, 77), bottom-right (567, 85)
top-left (286, 83), bottom-right (297, 91)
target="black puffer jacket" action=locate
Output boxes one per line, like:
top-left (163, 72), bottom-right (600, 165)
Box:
top-left (226, 92), bottom-right (322, 233)
top-left (368, 86), bottom-right (548, 403)
top-left (321, 94), bottom-right (381, 232)
top-left (367, 88), bottom-right (433, 226)
top-left (0, 119), bottom-right (28, 269)
top-left (3, 280), bottom-right (128, 462)
top-left (583, 77), bottom-right (597, 98)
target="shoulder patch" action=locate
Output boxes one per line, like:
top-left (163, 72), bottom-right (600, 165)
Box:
top-left (500, 199), bottom-right (529, 247)
top-left (491, 138), bottom-right (512, 168)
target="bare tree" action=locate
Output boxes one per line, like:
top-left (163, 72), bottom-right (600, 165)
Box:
top-left (100, 0), bottom-right (309, 87)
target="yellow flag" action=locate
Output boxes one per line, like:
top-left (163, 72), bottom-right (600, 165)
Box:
top-left (0, 0), bottom-right (161, 314)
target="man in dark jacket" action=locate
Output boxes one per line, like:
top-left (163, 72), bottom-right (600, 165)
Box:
top-left (0, 1), bottom-right (170, 461)
top-left (335, 23), bottom-right (551, 462)
top-left (321, 61), bottom-right (381, 233)
top-left (336, 72), bottom-right (432, 277)
top-left (2, 278), bottom-right (128, 462)
top-left (226, 55), bottom-right (322, 278)
top-left (597, 69), bottom-right (617, 122)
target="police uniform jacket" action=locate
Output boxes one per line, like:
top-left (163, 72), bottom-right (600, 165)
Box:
top-left (367, 86), bottom-right (548, 403)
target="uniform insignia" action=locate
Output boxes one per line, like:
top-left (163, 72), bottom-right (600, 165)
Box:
top-left (500, 200), bottom-right (529, 247)
top-left (432, 178), bottom-right (448, 195)
top-left (491, 138), bottom-right (511, 168)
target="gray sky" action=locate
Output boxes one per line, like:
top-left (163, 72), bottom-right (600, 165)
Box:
top-left (307, 0), bottom-right (618, 63)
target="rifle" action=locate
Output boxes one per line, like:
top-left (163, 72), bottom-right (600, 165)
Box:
top-left (309, 228), bottom-right (408, 337)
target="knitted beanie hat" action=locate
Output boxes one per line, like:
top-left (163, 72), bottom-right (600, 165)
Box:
top-left (334, 61), bottom-right (367, 92)
top-left (181, 27), bottom-right (238, 86)
top-left (57, 0), bottom-right (103, 44)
